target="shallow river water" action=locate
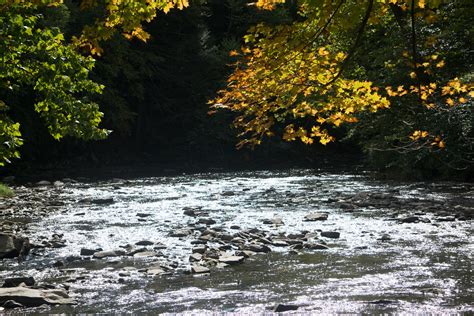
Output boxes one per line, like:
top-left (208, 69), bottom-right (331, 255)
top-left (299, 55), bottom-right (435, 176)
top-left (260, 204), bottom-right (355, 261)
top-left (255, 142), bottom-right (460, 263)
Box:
top-left (1, 169), bottom-right (473, 314)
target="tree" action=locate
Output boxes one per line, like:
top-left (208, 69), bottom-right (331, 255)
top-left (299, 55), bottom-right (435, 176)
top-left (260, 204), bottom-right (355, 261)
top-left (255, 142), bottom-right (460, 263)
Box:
top-left (0, 1), bottom-right (108, 166)
top-left (210, 0), bottom-right (473, 173)
top-left (0, 0), bottom-right (188, 166)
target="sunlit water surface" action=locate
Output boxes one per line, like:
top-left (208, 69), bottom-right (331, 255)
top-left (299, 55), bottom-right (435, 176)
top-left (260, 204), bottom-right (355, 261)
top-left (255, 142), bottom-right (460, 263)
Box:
top-left (1, 169), bottom-right (473, 314)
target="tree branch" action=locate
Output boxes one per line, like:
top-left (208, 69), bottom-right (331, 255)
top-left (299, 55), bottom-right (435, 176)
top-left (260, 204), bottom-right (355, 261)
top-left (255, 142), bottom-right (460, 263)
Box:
top-left (324, 0), bottom-right (374, 86)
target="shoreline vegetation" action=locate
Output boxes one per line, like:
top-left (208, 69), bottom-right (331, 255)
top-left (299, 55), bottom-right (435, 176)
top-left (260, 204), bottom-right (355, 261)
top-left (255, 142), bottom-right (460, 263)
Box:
top-left (0, 183), bottom-right (13, 198)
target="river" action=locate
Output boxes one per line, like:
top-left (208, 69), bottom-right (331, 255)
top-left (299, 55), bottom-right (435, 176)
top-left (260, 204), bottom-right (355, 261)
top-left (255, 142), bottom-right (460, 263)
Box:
top-left (1, 169), bottom-right (473, 313)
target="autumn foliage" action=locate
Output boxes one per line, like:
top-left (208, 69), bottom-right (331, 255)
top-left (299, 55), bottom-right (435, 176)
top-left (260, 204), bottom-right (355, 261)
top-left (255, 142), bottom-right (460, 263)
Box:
top-left (210, 0), bottom-right (473, 158)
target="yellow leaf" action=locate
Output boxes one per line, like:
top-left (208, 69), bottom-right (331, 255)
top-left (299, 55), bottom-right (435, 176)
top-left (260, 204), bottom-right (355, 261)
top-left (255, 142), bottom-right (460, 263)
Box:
top-left (436, 60), bottom-right (445, 68)
top-left (318, 47), bottom-right (329, 57)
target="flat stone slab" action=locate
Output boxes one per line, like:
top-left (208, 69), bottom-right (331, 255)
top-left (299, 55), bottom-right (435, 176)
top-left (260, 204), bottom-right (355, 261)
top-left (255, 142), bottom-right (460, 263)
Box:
top-left (135, 240), bottom-right (154, 246)
top-left (304, 212), bottom-right (328, 221)
top-left (133, 251), bottom-right (157, 258)
top-left (191, 265), bottom-right (210, 274)
top-left (0, 286), bottom-right (73, 307)
top-left (146, 267), bottom-right (167, 276)
top-left (218, 255), bottom-right (245, 264)
top-left (304, 243), bottom-right (329, 250)
top-left (93, 250), bottom-right (125, 259)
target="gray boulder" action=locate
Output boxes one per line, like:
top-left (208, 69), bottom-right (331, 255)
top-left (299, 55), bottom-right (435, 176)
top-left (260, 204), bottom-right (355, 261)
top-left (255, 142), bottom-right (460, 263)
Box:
top-left (0, 286), bottom-right (73, 307)
top-left (0, 233), bottom-right (30, 259)
top-left (2, 277), bottom-right (35, 288)
top-left (321, 231), bottom-right (340, 239)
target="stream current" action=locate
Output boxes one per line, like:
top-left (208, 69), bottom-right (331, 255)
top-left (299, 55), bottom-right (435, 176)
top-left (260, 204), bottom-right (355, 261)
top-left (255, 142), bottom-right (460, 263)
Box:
top-left (1, 169), bottom-right (473, 313)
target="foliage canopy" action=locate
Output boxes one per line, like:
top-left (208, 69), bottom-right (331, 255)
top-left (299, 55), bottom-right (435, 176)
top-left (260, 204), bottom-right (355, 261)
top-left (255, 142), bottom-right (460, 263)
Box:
top-left (0, 0), bottom-right (188, 166)
top-left (210, 0), bottom-right (473, 171)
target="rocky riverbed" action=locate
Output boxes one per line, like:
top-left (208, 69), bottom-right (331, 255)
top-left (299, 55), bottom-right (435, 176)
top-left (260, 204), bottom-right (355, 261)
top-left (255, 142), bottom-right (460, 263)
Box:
top-left (0, 169), bottom-right (473, 313)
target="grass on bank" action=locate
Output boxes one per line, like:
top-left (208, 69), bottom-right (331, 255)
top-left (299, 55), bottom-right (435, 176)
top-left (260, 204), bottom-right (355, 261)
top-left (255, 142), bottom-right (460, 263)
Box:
top-left (0, 183), bottom-right (14, 197)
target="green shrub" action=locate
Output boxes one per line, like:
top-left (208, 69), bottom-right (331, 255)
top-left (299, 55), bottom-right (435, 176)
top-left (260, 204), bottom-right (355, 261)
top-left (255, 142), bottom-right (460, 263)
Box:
top-left (0, 183), bottom-right (14, 198)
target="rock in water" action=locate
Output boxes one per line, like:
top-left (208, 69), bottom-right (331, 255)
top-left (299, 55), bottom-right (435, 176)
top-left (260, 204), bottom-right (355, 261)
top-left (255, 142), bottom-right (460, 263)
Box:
top-left (304, 243), bottom-right (329, 250)
top-left (304, 212), bottom-right (328, 221)
top-left (2, 277), bottom-right (35, 288)
top-left (92, 250), bottom-right (125, 259)
top-left (273, 304), bottom-right (299, 312)
top-left (36, 180), bottom-right (51, 186)
top-left (0, 287), bottom-right (73, 307)
top-left (80, 248), bottom-right (96, 256)
top-left (53, 181), bottom-right (64, 187)
top-left (135, 240), bottom-right (154, 246)
top-left (189, 253), bottom-right (203, 262)
top-left (169, 229), bottom-right (192, 237)
top-left (263, 218), bottom-right (284, 226)
top-left (400, 216), bottom-right (419, 223)
top-left (321, 231), bottom-right (340, 239)
top-left (198, 218), bottom-right (216, 225)
top-left (191, 265), bottom-right (210, 274)
top-left (91, 198), bottom-right (114, 205)
top-left (0, 233), bottom-right (30, 259)
top-left (218, 255), bottom-right (245, 265)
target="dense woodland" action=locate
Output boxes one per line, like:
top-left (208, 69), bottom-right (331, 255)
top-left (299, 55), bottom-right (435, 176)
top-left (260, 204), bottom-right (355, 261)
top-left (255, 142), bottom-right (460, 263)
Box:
top-left (0, 0), bottom-right (473, 179)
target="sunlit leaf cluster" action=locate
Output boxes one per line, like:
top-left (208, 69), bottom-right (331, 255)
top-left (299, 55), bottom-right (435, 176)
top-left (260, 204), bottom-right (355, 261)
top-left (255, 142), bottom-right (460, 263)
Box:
top-left (0, 1), bottom-right (110, 165)
top-left (211, 0), bottom-right (473, 158)
top-left (74, 0), bottom-right (190, 54)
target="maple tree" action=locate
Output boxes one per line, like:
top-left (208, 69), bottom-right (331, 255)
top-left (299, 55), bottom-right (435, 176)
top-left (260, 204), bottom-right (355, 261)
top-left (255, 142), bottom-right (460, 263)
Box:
top-left (210, 0), bottom-right (473, 165)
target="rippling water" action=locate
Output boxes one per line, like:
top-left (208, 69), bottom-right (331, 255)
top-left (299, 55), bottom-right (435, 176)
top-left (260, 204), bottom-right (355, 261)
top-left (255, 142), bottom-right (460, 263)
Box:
top-left (1, 169), bottom-right (473, 313)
